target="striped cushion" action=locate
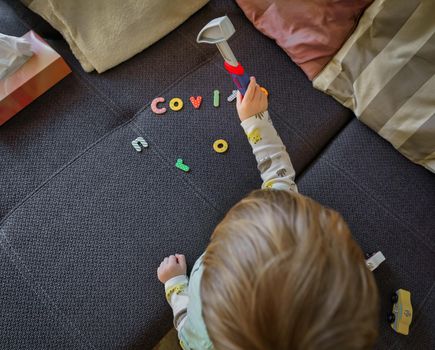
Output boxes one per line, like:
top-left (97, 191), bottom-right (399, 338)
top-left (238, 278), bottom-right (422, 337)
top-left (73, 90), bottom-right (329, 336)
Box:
top-left (313, 0), bottom-right (435, 173)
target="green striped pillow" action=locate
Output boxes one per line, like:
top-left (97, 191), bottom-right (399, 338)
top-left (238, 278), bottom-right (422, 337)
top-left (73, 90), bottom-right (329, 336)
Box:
top-left (313, 0), bottom-right (435, 173)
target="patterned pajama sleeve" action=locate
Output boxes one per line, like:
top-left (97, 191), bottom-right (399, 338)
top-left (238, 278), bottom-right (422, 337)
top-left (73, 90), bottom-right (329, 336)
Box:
top-left (162, 111), bottom-right (297, 349)
top-left (241, 111), bottom-right (298, 193)
top-left (164, 275), bottom-right (189, 332)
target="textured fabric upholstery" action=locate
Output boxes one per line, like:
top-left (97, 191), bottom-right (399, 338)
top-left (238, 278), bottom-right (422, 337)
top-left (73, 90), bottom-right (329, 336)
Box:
top-left (299, 119), bottom-right (435, 350)
top-left (0, 0), bottom-right (433, 349)
top-left (0, 0), bottom-right (350, 219)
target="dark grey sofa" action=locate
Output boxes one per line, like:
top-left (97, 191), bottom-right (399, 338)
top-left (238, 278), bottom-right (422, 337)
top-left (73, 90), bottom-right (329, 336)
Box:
top-left (1, 1), bottom-right (434, 349)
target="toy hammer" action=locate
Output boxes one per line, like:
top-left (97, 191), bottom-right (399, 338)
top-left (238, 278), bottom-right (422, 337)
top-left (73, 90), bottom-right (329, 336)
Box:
top-left (197, 16), bottom-right (250, 95)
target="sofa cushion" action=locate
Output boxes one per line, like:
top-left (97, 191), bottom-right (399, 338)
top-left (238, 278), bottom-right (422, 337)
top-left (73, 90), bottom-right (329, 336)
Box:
top-left (0, 73), bottom-right (133, 219)
top-left (298, 119), bottom-right (435, 349)
top-left (313, 0), bottom-right (435, 173)
top-left (0, 0), bottom-right (363, 349)
top-left (0, 250), bottom-right (89, 349)
top-left (0, 0), bottom-right (352, 221)
top-left (0, 122), bottom-right (224, 349)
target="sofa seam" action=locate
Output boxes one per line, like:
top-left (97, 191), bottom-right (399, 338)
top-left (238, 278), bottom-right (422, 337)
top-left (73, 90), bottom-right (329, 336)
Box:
top-left (0, 54), bottom-right (219, 228)
top-left (128, 120), bottom-right (224, 215)
top-left (0, 234), bottom-right (96, 349)
top-left (324, 158), bottom-right (435, 254)
top-left (67, 69), bottom-right (124, 116)
top-left (296, 116), bottom-right (353, 180)
top-left (61, 31), bottom-right (219, 124)
top-left (0, 120), bottom-right (128, 228)
top-left (268, 106), bottom-right (318, 153)
top-left (125, 41), bottom-right (219, 121)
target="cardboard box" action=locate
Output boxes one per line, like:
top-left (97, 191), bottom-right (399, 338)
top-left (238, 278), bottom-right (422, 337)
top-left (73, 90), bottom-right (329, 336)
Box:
top-left (0, 31), bottom-right (71, 125)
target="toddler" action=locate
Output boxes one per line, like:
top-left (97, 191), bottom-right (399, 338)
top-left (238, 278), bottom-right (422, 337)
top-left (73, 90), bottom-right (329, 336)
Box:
top-left (157, 77), bottom-right (379, 350)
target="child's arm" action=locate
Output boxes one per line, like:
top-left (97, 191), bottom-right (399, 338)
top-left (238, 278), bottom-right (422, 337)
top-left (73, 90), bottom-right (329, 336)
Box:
top-left (237, 77), bottom-right (298, 192)
top-left (158, 255), bottom-right (213, 349)
top-left (158, 254), bottom-right (189, 331)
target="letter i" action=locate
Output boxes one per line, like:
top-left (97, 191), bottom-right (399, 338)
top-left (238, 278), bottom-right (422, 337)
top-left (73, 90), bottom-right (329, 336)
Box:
top-left (213, 90), bottom-right (220, 108)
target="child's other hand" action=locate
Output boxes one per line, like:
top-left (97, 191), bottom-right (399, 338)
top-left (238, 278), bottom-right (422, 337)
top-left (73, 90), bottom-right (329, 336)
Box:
top-left (236, 76), bottom-right (268, 121)
top-left (157, 254), bottom-right (187, 284)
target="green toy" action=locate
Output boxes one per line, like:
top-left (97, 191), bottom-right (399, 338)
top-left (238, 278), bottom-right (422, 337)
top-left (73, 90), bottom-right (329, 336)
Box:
top-left (175, 158), bottom-right (190, 172)
top-left (213, 89), bottom-right (220, 107)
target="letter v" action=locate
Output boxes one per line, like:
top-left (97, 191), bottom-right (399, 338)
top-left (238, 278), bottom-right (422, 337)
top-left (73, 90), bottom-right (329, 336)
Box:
top-left (189, 96), bottom-right (203, 109)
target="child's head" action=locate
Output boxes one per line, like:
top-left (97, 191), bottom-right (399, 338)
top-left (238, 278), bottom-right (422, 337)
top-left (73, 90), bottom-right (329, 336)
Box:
top-left (201, 189), bottom-right (379, 350)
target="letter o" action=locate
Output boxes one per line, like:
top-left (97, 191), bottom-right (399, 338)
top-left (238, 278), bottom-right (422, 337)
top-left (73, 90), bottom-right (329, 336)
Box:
top-left (169, 97), bottom-right (183, 111)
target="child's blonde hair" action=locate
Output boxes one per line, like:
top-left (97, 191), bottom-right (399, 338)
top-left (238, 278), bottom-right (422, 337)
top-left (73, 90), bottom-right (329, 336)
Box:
top-left (201, 189), bottom-right (379, 350)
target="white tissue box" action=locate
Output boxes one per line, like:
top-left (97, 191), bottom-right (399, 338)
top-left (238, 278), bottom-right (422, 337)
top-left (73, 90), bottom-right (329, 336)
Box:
top-left (0, 31), bottom-right (71, 125)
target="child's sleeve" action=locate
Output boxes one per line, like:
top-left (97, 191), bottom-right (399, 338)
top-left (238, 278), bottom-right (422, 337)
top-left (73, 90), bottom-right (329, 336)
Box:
top-left (241, 111), bottom-right (298, 193)
top-left (164, 256), bottom-right (213, 350)
top-left (164, 275), bottom-right (189, 332)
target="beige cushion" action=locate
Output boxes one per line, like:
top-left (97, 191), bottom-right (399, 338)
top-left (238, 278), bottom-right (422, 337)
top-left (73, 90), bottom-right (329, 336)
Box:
top-left (25, 0), bottom-right (208, 73)
top-left (313, 0), bottom-right (435, 173)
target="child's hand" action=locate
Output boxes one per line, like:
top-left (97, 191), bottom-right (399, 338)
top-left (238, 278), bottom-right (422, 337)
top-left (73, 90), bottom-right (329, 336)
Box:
top-left (236, 76), bottom-right (268, 121)
top-left (157, 254), bottom-right (187, 284)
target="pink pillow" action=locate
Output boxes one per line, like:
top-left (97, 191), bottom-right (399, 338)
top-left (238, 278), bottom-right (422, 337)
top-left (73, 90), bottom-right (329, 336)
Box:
top-left (236, 0), bottom-right (373, 80)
